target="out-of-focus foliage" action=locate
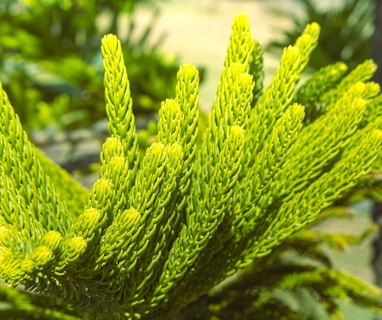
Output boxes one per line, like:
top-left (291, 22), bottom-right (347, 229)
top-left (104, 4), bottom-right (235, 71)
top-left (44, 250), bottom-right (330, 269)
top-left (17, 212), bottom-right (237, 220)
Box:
top-left (176, 207), bottom-right (380, 320)
top-left (0, 0), bottom-right (180, 130)
top-left (266, 0), bottom-right (374, 71)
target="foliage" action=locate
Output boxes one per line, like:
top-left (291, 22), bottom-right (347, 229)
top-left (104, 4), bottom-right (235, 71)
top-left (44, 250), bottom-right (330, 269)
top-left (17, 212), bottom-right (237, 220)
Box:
top-left (0, 0), bottom-right (179, 130)
top-left (176, 207), bottom-right (379, 320)
top-left (266, 0), bottom-right (374, 71)
top-left (1, 14), bottom-right (382, 319)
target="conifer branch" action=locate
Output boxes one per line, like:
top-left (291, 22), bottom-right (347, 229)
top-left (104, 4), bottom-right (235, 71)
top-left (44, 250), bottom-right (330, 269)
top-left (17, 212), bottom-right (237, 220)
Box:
top-left (0, 14), bottom-right (382, 320)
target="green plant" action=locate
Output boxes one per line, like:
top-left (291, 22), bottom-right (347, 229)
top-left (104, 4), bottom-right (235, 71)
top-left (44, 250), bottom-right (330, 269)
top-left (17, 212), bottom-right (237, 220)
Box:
top-left (1, 14), bottom-right (382, 319)
top-left (266, 0), bottom-right (374, 71)
top-left (0, 0), bottom-right (179, 130)
top-left (175, 207), bottom-right (380, 319)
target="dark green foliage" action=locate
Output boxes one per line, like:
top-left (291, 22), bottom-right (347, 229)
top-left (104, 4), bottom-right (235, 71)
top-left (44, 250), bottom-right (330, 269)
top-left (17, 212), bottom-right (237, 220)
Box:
top-left (0, 0), bottom-right (180, 130)
top-left (0, 285), bottom-right (85, 320)
top-left (266, 0), bottom-right (374, 71)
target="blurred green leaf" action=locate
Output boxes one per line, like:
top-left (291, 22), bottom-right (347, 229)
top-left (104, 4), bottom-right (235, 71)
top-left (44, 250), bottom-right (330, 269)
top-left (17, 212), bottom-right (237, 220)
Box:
top-left (266, 0), bottom-right (374, 71)
top-left (0, 0), bottom-right (184, 130)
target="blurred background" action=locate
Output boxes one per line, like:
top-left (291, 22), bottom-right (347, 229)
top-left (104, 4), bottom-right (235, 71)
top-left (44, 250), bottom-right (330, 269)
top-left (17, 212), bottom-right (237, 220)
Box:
top-left (0, 0), bottom-right (381, 319)
top-left (0, 0), bottom-right (377, 128)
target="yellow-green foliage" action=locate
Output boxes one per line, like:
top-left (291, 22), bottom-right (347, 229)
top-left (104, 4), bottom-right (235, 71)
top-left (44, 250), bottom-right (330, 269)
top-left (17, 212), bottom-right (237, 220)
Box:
top-left (0, 14), bottom-right (382, 319)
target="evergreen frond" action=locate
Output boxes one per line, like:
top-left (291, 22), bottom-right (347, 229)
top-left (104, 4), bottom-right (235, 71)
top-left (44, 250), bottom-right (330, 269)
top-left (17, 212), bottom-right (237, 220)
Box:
top-left (0, 14), bottom-right (381, 320)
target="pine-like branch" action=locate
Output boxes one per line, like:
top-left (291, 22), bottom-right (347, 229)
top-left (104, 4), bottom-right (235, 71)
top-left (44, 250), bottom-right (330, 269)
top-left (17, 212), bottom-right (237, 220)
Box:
top-left (0, 14), bottom-right (381, 320)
